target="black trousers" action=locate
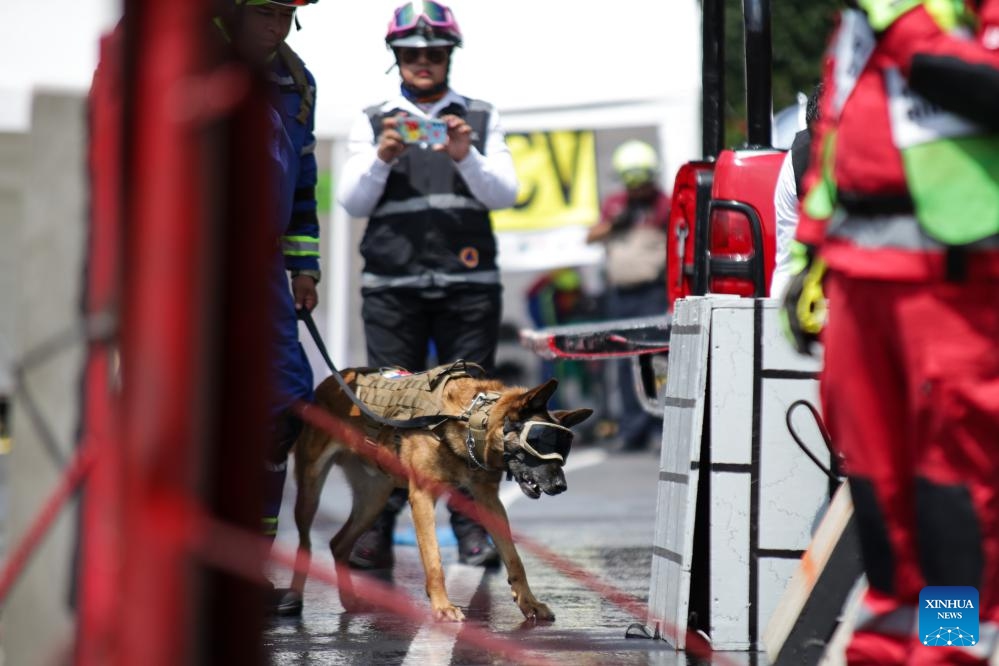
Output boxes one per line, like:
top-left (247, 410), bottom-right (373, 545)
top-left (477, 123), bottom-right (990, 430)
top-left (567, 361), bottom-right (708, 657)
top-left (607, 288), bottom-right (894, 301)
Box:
top-left (360, 285), bottom-right (502, 533)
top-left (361, 286), bottom-right (502, 373)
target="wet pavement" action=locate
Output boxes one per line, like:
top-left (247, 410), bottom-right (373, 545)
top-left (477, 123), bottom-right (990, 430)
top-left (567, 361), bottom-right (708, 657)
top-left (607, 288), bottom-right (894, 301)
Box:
top-left (264, 446), bottom-right (772, 666)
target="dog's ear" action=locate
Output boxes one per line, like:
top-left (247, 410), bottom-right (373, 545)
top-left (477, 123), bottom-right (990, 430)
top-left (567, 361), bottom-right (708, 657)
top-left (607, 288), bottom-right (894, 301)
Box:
top-left (520, 378), bottom-right (558, 412)
top-left (552, 408), bottom-right (593, 428)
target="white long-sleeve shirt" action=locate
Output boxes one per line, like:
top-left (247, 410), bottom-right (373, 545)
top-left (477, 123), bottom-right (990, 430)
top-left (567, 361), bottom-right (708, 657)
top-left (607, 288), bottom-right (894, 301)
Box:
top-left (770, 149), bottom-right (798, 299)
top-left (336, 90), bottom-right (519, 218)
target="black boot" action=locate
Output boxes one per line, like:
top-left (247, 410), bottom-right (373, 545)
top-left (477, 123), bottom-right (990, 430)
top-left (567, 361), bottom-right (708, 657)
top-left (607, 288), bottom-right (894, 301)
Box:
top-left (267, 585), bottom-right (303, 617)
top-left (449, 490), bottom-right (500, 568)
top-left (348, 488), bottom-right (407, 570)
top-left (263, 413), bottom-right (305, 616)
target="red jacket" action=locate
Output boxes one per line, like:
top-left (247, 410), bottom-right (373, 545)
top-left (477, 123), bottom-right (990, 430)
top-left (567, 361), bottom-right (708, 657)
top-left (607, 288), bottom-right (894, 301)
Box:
top-left (599, 189), bottom-right (671, 230)
top-left (796, 3), bottom-right (999, 281)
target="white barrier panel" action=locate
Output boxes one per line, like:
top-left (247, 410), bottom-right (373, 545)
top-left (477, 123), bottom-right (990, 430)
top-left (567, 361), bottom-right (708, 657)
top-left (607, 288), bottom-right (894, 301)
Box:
top-left (646, 296), bottom-right (828, 652)
top-left (647, 296), bottom-right (711, 648)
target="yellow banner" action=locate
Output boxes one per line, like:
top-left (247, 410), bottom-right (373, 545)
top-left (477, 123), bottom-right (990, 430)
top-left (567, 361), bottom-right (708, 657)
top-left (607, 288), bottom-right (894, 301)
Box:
top-left (492, 130), bottom-right (599, 233)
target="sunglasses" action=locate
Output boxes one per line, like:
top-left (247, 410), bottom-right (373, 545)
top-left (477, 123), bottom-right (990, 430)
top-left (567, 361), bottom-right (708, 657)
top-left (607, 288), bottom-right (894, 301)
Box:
top-left (392, 1), bottom-right (454, 30)
top-left (518, 422), bottom-right (574, 465)
top-left (397, 47), bottom-right (450, 65)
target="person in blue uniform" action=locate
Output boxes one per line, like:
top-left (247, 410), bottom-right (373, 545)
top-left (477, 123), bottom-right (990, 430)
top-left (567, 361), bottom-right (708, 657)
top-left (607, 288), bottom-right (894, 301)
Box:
top-left (218, 0), bottom-right (322, 616)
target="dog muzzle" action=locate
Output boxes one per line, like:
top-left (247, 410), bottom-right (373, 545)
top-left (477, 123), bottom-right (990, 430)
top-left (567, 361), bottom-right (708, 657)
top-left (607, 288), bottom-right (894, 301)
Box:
top-left (518, 422), bottom-right (574, 465)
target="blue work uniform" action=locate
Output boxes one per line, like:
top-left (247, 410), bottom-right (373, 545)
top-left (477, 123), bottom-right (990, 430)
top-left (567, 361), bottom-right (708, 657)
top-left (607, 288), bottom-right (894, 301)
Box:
top-left (263, 52), bottom-right (320, 538)
top-left (270, 53), bottom-right (318, 413)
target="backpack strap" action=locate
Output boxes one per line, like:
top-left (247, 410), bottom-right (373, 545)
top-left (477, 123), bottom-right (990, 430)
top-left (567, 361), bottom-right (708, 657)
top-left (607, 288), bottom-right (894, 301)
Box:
top-left (277, 43), bottom-right (314, 125)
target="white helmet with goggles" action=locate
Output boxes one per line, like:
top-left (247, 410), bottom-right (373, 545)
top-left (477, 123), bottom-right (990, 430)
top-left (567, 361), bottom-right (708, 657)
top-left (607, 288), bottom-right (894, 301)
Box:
top-left (611, 140), bottom-right (660, 188)
top-left (386, 1), bottom-right (463, 49)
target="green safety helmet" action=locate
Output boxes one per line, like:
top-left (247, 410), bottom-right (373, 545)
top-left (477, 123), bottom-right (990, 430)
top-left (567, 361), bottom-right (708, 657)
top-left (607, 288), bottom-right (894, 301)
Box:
top-left (611, 140), bottom-right (660, 188)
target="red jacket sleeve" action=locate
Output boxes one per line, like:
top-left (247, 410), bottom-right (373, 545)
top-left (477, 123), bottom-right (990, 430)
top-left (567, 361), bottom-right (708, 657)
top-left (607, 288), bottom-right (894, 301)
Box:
top-left (890, 5), bottom-right (999, 128)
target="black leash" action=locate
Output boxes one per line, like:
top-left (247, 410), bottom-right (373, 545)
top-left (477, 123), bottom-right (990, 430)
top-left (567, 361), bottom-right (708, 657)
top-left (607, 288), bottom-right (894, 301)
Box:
top-left (297, 308), bottom-right (456, 430)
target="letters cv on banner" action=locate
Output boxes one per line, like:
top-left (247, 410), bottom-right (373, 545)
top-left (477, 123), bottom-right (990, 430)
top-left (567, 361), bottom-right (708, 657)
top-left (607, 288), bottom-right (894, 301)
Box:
top-left (493, 129), bottom-right (605, 272)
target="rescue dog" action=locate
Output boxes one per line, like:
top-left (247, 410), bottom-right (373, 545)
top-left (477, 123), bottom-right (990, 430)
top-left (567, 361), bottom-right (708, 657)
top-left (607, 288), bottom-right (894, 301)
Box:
top-left (288, 363), bottom-right (592, 622)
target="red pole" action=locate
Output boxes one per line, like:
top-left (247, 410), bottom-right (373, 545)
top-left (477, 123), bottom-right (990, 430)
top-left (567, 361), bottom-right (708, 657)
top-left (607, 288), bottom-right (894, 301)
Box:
top-left (80, 1), bottom-right (278, 661)
top-left (76, 25), bottom-right (126, 666)
top-left (116, 2), bottom-right (214, 663)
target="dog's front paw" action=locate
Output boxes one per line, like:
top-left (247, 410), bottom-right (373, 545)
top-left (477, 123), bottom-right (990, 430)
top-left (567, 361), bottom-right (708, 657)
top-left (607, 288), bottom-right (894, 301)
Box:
top-left (516, 596), bottom-right (555, 622)
top-left (432, 603), bottom-right (466, 623)
top-left (339, 592), bottom-right (378, 614)
top-left (338, 593), bottom-right (360, 613)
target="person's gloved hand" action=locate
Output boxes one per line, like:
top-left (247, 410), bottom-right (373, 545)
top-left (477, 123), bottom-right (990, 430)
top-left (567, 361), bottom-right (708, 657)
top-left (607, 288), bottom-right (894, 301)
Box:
top-left (780, 241), bottom-right (828, 356)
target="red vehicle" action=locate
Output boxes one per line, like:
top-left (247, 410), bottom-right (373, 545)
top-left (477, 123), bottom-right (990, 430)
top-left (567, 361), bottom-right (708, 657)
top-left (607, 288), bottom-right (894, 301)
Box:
top-left (521, 0), bottom-right (787, 409)
top-left (670, 0), bottom-right (785, 304)
top-left (669, 150), bottom-right (783, 305)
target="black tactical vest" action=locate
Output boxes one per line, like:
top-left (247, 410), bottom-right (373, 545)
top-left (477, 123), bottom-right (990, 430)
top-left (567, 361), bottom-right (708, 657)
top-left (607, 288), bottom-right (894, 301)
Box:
top-left (359, 98), bottom-right (496, 279)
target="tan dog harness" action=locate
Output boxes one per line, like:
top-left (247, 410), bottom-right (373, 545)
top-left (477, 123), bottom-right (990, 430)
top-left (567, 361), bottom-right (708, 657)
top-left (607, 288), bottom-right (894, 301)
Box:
top-left (354, 361), bottom-right (501, 468)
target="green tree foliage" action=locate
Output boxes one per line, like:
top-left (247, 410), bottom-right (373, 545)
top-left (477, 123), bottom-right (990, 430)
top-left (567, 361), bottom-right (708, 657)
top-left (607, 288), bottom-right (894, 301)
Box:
top-left (723, 0), bottom-right (839, 145)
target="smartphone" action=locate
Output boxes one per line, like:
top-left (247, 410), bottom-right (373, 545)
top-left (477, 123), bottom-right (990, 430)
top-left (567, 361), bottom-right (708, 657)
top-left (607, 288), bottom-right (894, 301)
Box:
top-left (395, 114), bottom-right (448, 147)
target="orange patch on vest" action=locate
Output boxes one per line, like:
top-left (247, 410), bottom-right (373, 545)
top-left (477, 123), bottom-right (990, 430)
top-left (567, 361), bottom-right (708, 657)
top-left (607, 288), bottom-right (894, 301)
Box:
top-left (459, 247), bottom-right (479, 269)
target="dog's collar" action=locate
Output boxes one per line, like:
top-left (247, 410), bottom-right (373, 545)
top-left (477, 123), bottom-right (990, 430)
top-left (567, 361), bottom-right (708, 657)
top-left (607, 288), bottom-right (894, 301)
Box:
top-left (461, 391), bottom-right (502, 471)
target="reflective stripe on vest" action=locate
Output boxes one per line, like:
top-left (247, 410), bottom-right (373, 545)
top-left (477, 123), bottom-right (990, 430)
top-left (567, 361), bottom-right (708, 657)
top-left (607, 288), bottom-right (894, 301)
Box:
top-left (885, 67), bottom-right (999, 245)
top-left (361, 269), bottom-right (500, 290)
top-left (832, 10), bottom-right (876, 117)
top-left (282, 235), bottom-right (320, 257)
top-left (827, 212), bottom-right (999, 250)
top-left (804, 11), bottom-right (873, 224)
top-left (371, 193), bottom-right (487, 218)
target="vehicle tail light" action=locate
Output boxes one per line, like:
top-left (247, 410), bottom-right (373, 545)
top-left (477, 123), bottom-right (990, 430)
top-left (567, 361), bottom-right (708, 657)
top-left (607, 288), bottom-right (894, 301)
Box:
top-left (710, 208), bottom-right (753, 259)
top-left (708, 207), bottom-right (759, 296)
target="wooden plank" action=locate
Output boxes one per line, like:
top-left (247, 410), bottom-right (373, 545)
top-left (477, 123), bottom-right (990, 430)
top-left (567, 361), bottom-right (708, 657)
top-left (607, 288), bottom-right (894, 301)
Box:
top-left (763, 483), bottom-right (865, 665)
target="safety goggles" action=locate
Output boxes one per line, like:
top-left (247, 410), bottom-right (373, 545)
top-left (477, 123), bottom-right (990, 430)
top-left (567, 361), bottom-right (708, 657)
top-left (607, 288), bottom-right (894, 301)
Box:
top-left (518, 422), bottom-right (574, 464)
top-left (619, 168), bottom-right (655, 189)
top-left (392, 1), bottom-right (456, 31)
top-left (397, 47), bottom-right (450, 65)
